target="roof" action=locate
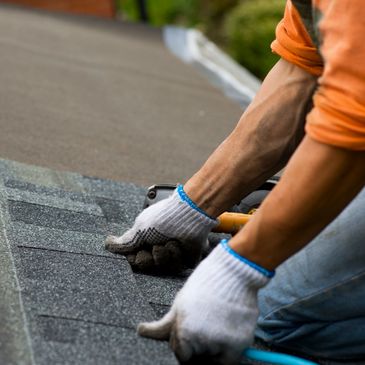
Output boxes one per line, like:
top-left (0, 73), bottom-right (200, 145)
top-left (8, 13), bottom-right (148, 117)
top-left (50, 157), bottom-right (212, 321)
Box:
top-left (0, 4), bottom-right (350, 365)
top-left (0, 3), bottom-right (242, 187)
top-left (0, 157), bottom-right (186, 364)
top-left (0, 162), bottom-right (358, 365)
top-left (0, 4), bottom-right (237, 364)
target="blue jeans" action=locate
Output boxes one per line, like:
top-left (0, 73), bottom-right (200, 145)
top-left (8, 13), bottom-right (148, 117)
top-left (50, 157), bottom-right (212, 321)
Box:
top-left (255, 187), bottom-right (365, 360)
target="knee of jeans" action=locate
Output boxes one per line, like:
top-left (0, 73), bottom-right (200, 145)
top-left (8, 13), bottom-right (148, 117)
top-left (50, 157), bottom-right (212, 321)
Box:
top-left (255, 311), bottom-right (297, 343)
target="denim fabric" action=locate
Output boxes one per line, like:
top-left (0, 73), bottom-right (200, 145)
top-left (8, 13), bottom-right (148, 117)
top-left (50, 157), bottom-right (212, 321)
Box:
top-left (255, 187), bottom-right (365, 361)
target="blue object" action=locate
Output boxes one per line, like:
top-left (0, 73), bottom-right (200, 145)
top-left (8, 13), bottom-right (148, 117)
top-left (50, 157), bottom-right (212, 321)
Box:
top-left (243, 348), bottom-right (319, 365)
top-left (221, 239), bottom-right (275, 278)
top-left (177, 184), bottom-right (215, 219)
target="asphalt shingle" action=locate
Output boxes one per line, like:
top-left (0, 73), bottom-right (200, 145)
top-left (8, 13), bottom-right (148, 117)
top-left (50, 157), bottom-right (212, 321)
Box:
top-left (8, 222), bottom-right (112, 257)
top-left (4, 178), bottom-right (92, 204)
top-left (30, 316), bottom-right (177, 365)
top-left (0, 252), bottom-right (33, 365)
top-left (0, 3), bottom-right (240, 363)
top-left (16, 247), bottom-right (156, 328)
top-left (0, 157), bottom-right (182, 364)
top-left (0, 159), bottom-right (85, 192)
top-left (6, 187), bottom-right (103, 216)
top-left (8, 200), bottom-right (108, 234)
top-left (134, 273), bottom-right (187, 307)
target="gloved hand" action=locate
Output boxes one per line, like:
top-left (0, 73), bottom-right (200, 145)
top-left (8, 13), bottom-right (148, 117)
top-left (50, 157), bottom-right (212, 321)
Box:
top-left (105, 185), bottom-right (217, 273)
top-left (137, 240), bottom-right (274, 364)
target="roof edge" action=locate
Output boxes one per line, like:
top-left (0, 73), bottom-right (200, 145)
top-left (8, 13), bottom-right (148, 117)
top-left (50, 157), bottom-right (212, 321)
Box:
top-left (163, 26), bottom-right (261, 108)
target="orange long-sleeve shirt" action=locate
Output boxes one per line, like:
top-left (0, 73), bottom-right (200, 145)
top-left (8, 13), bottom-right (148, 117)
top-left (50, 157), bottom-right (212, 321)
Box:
top-left (272, 0), bottom-right (365, 150)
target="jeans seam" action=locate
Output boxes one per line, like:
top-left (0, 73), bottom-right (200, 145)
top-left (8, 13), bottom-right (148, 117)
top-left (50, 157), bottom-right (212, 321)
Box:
top-left (261, 268), bottom-right (365, 321)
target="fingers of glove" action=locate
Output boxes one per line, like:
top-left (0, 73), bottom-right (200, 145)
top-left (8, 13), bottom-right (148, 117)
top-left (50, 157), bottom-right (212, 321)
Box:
top-left (104, 231), bottom-right (141, 254)
top-left (127, 241), bottom-right (187, 274)
top-left (137, 307), bottom-right (176, 341)
top-left (175, 343), bottom-right (241, 365)
top-left (169, 322), bottom-right (228, 364)
top-left (178, 239), bottom-right (203, 269)
top-left (152, 241), bottom-right (184, 273)
top-left (129, 250), bottom-right (155, 272)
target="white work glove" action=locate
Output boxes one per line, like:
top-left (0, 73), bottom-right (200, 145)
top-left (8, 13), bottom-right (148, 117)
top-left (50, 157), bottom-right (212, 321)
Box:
top-left (137, 240), bottom-right (274, 364)
top-left (105, 185), bottom-right (217, 273)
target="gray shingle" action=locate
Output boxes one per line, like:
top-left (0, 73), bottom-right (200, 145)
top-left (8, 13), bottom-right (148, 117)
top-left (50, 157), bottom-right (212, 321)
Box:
top-left (82, 176), bottom-right (145, 207)
top-left (96, 196), bottom-right (138, 225)
top-left (30, 316), bottom-right (178, 365)
top-left (0, 159), bottom-right (85, 192)
top-left (8, 222), bottom-right (115, 258)
top-left (0, 253), bottom-right (33, 365)
top-left (6, 187), bottom-right (103, 216)
top-left (0, 159), bottom-right (182, 364)
top-left (16, 247), bottom-right (156, 328)
top-left (5, 177), bottom-right (144, 230)
top-left (8, 201), bottom-right (108, 234)
top-left (134, 273), bottom-right (188, 307)
top-left (4, 179), bottom-right (92, 204)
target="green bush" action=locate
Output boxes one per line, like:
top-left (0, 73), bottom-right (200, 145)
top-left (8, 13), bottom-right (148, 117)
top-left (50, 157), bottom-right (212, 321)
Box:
top-left (115, 0), bottom-right (201, 27)
top-left (224, 0), bottom-right (286, 79)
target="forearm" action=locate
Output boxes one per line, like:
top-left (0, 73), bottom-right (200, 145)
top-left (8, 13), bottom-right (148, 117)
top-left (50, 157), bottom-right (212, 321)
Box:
top-left (185, 59), bottom-right (318, 217)
top-left (230, 135), bottom-right (365, 270)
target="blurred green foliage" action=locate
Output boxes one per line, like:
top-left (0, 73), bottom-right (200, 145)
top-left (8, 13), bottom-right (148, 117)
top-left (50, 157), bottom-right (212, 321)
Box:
top-left (224, 0), bottom-right (285, 79)
top-left (115, 0), bottom-right (201, 26)
top-left (116, 0), bottom-right (286, 79)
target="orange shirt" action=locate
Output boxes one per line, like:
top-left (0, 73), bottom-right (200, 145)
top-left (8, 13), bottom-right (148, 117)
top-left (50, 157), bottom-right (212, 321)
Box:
top-left (272, 0), bottom-right (365, 151)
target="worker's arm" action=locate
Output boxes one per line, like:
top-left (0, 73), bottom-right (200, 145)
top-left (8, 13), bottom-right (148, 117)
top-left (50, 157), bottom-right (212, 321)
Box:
top-left (138, 136), bottom-right (365, 364)
top-left (185, 58), bottom-right (318, 217)
top-left (105, 58), bottom-right (318, 272)
top-left (230, 135), bottom-right (365, 270)
top-left (137, 3), bottom-right (365, 364)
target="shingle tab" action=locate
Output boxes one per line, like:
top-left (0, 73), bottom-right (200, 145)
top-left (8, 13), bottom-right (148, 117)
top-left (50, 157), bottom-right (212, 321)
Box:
top-left (8, 200), bottom-right (108, 234)
top-left (134, 272), bottom-right (188, 306)
top-left (16, 247), bottom-right (156, 328)
top-left (30, 316), bottom-right (178, 365)
top-left (4, 178), bottom-right (90, 203)
top-left (1, 162), bottom-right (183, 364)
top-left (8, 221), bottom-right (116, 257)
top-left (82, 176), bottom-right (146, 203)
top-left (0, 253), bottom-right (33, 365)
top-left (6, 187), bottom-right (103, 216)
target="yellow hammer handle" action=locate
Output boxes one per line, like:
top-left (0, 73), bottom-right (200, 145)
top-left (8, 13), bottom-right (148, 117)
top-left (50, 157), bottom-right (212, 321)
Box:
top-left (213, 212), bottom-right (251, 234)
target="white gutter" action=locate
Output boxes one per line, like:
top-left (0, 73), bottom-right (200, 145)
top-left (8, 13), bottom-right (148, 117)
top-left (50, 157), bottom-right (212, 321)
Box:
top-left (163, 26), bottom-right (261, 108)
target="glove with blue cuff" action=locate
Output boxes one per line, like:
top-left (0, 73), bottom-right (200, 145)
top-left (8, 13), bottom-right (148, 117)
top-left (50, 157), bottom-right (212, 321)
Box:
top-left (137, 239), bottom-right (274, 364)
top-left (105, 185), bottom-right (217, 273)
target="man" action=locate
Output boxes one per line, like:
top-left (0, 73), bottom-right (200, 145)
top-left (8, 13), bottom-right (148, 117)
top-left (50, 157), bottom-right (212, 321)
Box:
top-left (106, 1), bottom-right (365, 363)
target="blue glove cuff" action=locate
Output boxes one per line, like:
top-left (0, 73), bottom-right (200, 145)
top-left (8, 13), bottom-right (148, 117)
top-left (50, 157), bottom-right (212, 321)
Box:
top-left (177, 184), bottom-right (215, 220)
top-left (221, 239), bottom-right (275, 278)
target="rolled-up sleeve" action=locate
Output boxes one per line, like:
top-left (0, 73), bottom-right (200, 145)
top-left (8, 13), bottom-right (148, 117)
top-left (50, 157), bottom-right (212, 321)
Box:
top-left (271, 1), bottom-right (323, 76)
top-left (306, 1), bottom-right (365, 150)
